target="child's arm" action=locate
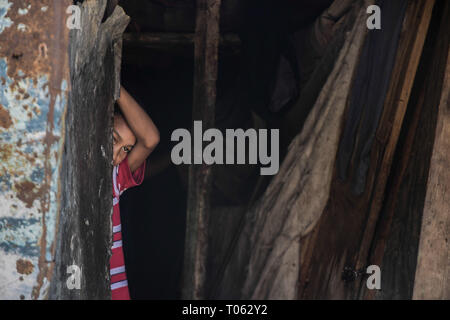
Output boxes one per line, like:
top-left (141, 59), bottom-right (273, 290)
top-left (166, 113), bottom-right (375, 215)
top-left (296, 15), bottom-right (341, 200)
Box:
top-left (117, 86), bottom-right (160, 173)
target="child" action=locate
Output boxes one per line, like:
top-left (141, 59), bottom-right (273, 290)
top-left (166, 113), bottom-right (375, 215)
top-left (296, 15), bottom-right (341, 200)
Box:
top-left (110, 86), bottom-right (160, 300)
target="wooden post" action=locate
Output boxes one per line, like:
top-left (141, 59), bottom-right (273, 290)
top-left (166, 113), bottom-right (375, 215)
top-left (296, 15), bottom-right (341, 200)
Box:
top-left (413, 3), bottom-right (450, 298)
top-left (296, 0), bottom-right (435, 300)
top-left (363, 0), bottom-right (449, 300)
top-left (123, 32), bottom-right (240, 48)
top-left (355, 0), bottom-right (435, 281)
top-left (182, 0), bottom-right (221, 299)
top-left (50, 0), bottom-right (129, 299)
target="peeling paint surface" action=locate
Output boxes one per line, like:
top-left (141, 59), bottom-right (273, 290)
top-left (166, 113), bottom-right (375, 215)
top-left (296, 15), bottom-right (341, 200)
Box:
top-left (0, 0), bottom-right (70, 300)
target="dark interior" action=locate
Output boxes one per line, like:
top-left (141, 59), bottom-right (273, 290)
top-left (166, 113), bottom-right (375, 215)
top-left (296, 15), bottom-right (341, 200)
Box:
top-left (117, 0), bottom-right (334, 299)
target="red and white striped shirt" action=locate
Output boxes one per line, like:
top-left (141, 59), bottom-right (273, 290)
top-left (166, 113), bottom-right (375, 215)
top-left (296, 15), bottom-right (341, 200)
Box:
top-left (111, 156), bottom-right (145, 300)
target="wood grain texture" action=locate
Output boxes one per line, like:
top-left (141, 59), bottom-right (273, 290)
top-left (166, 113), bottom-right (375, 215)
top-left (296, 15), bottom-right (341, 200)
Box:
top-left (182, 0), bottom-right (221, 300)
top-left (297, 0), bottom-right (434, 300)
top-left (49, 0), bottom-right (129, 299)
top-left (362, 0), bottom-right (450, 300)
top-left (355, 0), bottom-right (435, 274)
top-left (413, 4), bottom-right (450, 299)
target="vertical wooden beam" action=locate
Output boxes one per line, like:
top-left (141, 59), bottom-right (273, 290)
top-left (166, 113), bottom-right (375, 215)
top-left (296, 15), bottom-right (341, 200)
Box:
top-left (364, 0), bottom-right (450, 300)
top-left (413, 11), bottom-right (450, 299)
top-left (355, 0), bottom-right (435, 278)
top-left (182, 0), bottom-right (221, 299)
top-left (50, 0), bottom-right (129, 299)
top-left (355, 0), bottom-right (434, 299)
top-left (297, 0), bottom-right (435, 300)
top-left (105, 0), bottom-right (124, 99)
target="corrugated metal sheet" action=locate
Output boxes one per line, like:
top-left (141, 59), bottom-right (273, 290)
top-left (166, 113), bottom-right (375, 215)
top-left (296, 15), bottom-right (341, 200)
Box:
top-left (0, 0), bottom-right (70, 299)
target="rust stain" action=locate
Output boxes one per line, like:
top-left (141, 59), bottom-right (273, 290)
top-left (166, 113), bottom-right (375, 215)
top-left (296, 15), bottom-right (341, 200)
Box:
top-left (0, 104), bottom-right (13, 129)
top-left (16, 259), bottom-right (34, 275)
top-left (43, 132), bottom-right (60, 146)
top-left (0, 144), bottom-right (13, 162)
top-left (14, 180), bottom-right (43, 209)
top-left (16, 149), bottom-right (37, 164)
top-left (2, 0), bottom-right (71, 299)
top-left (34, 0), bottom-right (70, 300)
top-left (0, 2), bottom-right (53, 87)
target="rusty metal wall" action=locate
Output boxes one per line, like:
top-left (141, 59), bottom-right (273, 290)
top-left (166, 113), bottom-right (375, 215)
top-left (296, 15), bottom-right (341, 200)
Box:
top-left (0, 0), bottom-right (128, 300)
top-left (0, 0), bottom-right (71, 299)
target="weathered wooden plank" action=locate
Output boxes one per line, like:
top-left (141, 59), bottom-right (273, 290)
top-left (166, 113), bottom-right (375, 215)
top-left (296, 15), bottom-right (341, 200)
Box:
top-left (123, 32), bottom-right (240, 48)
top-left (413, 8), bottom-right (450, 299)
top-left (297, 0), bottom-right (434, 300)
top-left (49, 0), bottom-right (129, 299)
top-left (182, 0), bottom-right (221, 300)
top-left (337, 0), bottom-right (409, 195)
top-left (121, 32), bottom-right (241, 63)
top-left (355, 0), bottom-right (434, 277)
top-left (364, 0), bottom-right (450, 300)
top-left (107, 0), bottom-right (123, 99)
top-left (120, 0), bottom-right (244, 33)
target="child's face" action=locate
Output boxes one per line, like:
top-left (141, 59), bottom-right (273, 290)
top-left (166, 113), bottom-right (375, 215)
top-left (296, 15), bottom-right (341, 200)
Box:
top-left (113, 114), bottom-right (136, 166)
